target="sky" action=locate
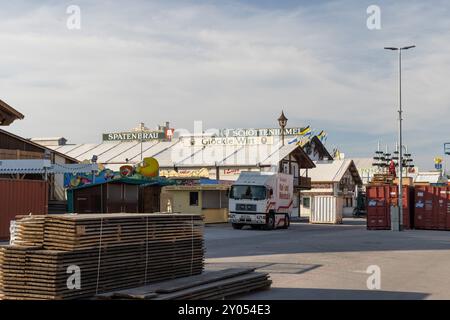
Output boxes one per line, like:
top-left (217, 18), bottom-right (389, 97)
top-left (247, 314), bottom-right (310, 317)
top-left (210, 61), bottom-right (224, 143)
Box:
top-left (1, 0), bottom-right (450, 169)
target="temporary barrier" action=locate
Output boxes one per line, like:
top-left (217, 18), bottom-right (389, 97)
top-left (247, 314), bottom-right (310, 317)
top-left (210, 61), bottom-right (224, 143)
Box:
top-left (310, 196), bottom-right (343, 224)
top-left (415, 186), bottom-right (450, 230)
top-left (0, 179), bottom-right (48, 240)
top-left (366, 185), bottom-right (413, 230)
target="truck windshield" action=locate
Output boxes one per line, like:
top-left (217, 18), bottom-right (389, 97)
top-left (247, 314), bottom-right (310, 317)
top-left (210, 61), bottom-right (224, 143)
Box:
top-left (230, 185), bottom-right (267, 200)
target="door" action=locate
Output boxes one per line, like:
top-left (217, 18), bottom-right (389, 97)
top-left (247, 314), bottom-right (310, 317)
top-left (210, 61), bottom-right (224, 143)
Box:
top-left (123, 184), bottom-right (139, 213)
top-left (106, 184), bottom-right (123, 213)
top-left (142, 186), bottom-right (161, 213)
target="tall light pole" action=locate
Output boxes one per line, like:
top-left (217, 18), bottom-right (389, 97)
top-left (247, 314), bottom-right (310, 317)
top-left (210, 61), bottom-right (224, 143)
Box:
top-left (384, 45), bottom-right (415, 231)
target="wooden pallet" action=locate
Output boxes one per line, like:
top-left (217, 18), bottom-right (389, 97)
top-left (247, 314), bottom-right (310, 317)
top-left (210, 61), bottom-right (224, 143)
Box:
top-left (0, 213), bottom-right (205, 300)
top-left (96, 268), bottom-right (272, 300)
top-left (370, 173), bottom-right (395, 185)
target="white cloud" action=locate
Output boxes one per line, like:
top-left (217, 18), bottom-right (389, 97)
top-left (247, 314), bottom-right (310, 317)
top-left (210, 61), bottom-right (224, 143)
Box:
top-left (1, 0), bottom-right (449, 168)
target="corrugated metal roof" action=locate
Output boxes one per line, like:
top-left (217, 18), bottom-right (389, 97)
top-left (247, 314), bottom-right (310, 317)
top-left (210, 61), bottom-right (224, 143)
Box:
top-left (301, 159), bottom-right (360, 183)
top-left (0, 160), bottom-right (96, 174)
top-left (50, 138), bottom-right (315, 170)
top-left (30, 137), bottom-right (66, 141)
top-left (219, 144), bottom-right (280, 166)
top-left (136, 141), bottom-right (180, 163)
top-left (74, 142), bottom-right (121, 161)
top-left (107, 141), bottom-right (160, 163)
top-left (415, 171), bottom-right (447, 183)
top-left (67, 143), bottom-right (101, 158)
top-left (260, 144), bottom-right (298, 166)
top-left (352, 157), bottom-right (374, 170)
top-left (46, 144), bottom-right (81, 155)
top-left (154, 142), bottom-right (203, 167)
top-left (175, 144), bottom-right (240, 167)
top-left (96, 142), bottom-right (140, 163)
top-left (235, 171), bottom-right (276, 185)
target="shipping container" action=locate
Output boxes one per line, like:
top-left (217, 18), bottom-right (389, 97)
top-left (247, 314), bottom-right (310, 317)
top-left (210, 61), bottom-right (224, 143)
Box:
top-left (67, 179), bottom-right (163, 214)
top-left (68, 181), bottom-right (140, 213)
top-left (0, 179), bottom-right (48, 240)
top-left (366, 185), bottom-right (413, 230)
top-left (310, 196), bottom-right (343, 224)
top-left (415, 186), bottom-right (450, 230)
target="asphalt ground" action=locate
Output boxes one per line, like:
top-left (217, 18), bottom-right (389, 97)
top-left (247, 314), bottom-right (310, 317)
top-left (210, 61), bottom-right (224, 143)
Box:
top-left (204, 219), bottom-right (450, 299)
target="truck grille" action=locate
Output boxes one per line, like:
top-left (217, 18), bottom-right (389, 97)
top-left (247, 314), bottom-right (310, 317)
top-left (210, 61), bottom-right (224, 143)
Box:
top-left (236, 204), bottom-right (257, 211)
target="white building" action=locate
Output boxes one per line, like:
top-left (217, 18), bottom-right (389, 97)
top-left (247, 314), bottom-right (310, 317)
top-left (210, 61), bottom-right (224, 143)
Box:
top-left (299, 159), bottom-right (362, 220)
top-left (414, 171), bottom-right (448, 185)
top-left (45, 135), bottom-right (321, 217)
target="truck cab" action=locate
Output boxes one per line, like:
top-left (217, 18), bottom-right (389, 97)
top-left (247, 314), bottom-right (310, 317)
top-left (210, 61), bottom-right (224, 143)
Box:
top-left (228, 172), bottom-right (293, 230)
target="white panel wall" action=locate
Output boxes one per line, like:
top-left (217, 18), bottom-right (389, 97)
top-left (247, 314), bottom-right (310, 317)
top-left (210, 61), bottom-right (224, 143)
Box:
top-left (311, 196), bottom-right (343, 224)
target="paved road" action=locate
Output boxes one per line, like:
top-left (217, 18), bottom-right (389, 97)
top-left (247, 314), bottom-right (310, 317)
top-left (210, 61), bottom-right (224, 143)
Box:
top-left (204, 219), bottom-right (450, 299)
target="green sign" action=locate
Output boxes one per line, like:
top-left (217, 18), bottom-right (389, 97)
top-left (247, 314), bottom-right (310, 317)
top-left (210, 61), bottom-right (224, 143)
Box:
top-left (103, 131), bottom-right (165, 142)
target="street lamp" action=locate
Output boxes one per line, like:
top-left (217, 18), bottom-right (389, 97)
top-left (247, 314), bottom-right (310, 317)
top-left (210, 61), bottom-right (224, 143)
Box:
top-left (278, 111), bottom-right (288, 146)
top-left (384, 45), bottom-right (415, 231)
top-left (91, 155), bottom-right (98, 184)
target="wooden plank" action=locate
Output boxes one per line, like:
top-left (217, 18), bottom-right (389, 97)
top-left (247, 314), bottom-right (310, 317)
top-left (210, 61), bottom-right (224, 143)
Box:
top-left (108, 268), bottom-right (254, 298)
top-left (0, 213), bottom-right (205, 300)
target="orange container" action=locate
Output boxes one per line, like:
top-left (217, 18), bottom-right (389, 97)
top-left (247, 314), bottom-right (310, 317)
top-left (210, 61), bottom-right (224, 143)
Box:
top-left (415, 186), bottom-right (450, 230)
top-left (366, 185), bottom-right (412, 230)
top-left (0, 179), bottom-right (48, 240)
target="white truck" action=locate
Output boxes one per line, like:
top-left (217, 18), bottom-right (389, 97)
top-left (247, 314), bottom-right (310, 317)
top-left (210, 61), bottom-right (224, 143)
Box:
top-left (228, 172), bottom-right (294, 230)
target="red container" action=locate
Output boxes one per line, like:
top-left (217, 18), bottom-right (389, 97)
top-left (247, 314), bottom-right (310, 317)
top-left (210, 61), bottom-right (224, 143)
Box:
top-left (0, 179), bottom-right (48, 240)
top-left (367, 185), bottom-right (412, 230)
top-left (415, 186), bottom-right (450, 231)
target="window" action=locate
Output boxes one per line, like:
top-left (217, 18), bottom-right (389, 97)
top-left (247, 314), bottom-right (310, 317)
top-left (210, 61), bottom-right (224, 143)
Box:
top-left (202, 190), bottom-right (228, 209)
top-left (229, 185), bottom-right (267, 200)
top-left (189, 192), bottom-right (199, 206)
top-left (302, 197), bottom-right (311, 208)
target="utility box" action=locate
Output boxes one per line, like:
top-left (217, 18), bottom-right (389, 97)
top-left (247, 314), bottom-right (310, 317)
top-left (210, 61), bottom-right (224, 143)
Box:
top-left (390, 205), bottom-right (400, 231)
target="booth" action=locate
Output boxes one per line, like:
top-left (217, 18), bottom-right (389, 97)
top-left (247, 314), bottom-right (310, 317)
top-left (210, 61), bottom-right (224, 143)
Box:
top-left (161, 184), bottom-right (230, 223)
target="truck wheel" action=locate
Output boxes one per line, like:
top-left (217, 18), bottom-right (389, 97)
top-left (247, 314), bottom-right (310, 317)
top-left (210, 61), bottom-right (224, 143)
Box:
top-left (251, 225), bottom-right (261, 230)
top-left (232, 223), bottom-right (243, 230)
top-left (265, 215), bottom-right (275, 230)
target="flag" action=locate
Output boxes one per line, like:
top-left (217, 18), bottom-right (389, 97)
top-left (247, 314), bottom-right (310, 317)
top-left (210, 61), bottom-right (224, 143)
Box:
top-left (289, 125), bottom-right (312, 144)
top-left (300, 126), bottom-right (312, 136)
top-left (288, 137), bottom-right (298, 144)
top-left (317, 130), bottom-right (327, 143)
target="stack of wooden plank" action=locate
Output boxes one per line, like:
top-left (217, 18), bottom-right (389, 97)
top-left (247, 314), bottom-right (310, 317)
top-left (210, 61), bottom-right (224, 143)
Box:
top-left (12, 215), bottom-right (46, 247)
top-left (0, 213), bottom-right (204, 300)
top-left (370, 173), bottom-right (395, 185)
top-left (97, 268), bottom-right (272, 300)
top-left (0, 247), bottom-right (4, 300)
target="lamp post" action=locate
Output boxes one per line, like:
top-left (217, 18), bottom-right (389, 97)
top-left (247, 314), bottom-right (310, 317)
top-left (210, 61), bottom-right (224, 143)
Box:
top-left (140, 122), bottom-right (145, 161)
top-left (91, 155), bottom-right (98, 184)
top-left (384, 45), bottom-right (415, 231)
top-left (278, 111), bottom-right (288, 146)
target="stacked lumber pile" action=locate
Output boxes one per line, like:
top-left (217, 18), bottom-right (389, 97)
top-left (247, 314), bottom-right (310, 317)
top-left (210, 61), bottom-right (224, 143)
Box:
top-left (370, 173), bottom-right (395, 185)
top-left (0, 213), bottom-right (204, 300)
top-left (97, 268), bottom-right (272, 300)
top-left (12, 215), bottom-right (46, 247)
